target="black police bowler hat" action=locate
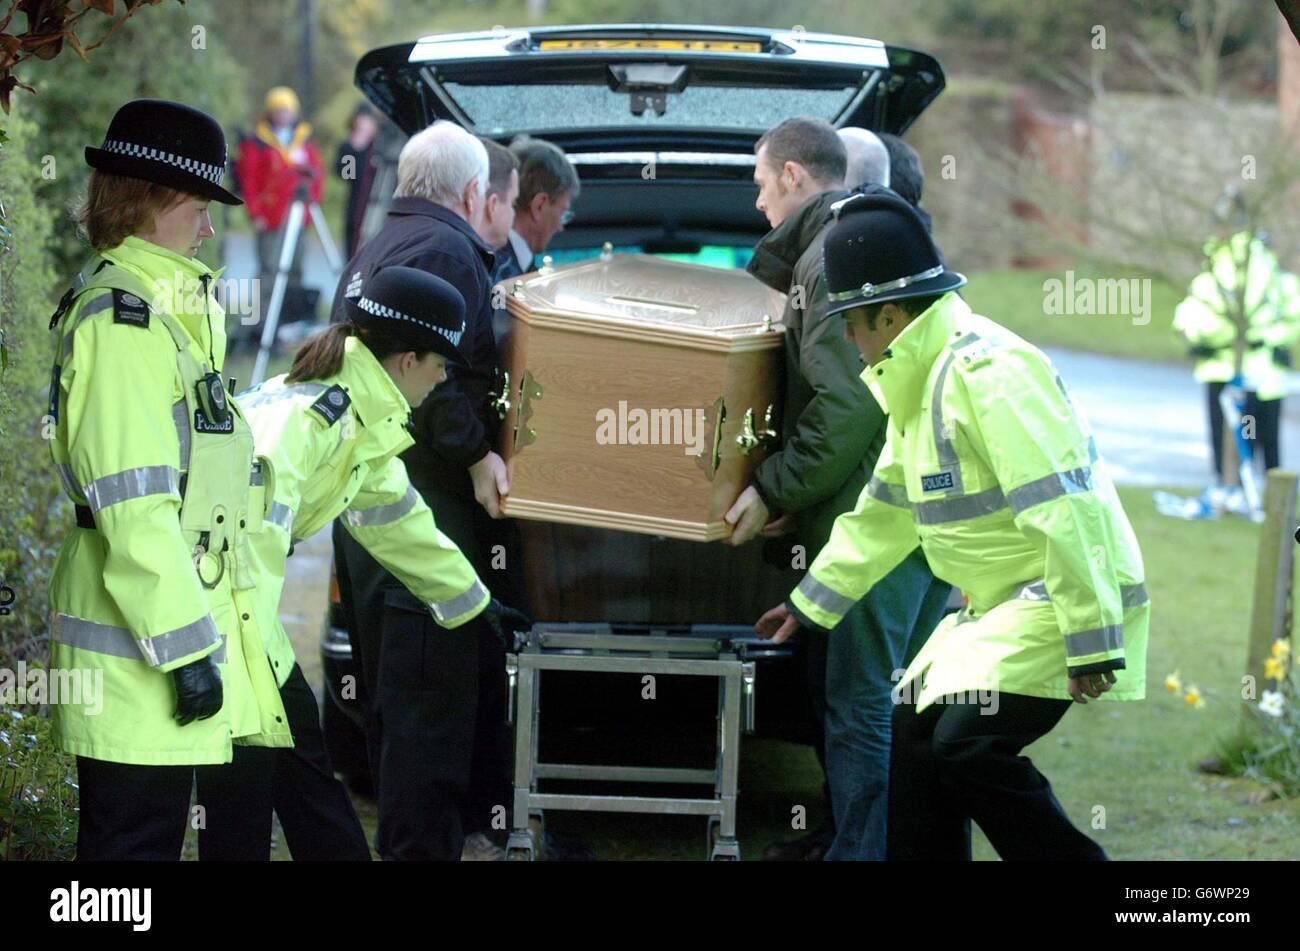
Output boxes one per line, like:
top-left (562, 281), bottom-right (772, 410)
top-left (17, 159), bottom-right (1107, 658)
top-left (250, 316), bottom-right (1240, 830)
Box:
top-left (85, 99), bottom-right (242, 205)
top-left (344, 266), bottom-right (468, 365)
top-left (822, 187), bottom-right (964, 315)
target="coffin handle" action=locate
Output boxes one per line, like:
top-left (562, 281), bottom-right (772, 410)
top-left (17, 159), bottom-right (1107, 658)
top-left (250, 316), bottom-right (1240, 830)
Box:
top-left (736, 404), bottom-right (778, 456)
top-left (693, 396), bottom-right (726, 481)
top-left (513, 370), bottom-right (543, 453)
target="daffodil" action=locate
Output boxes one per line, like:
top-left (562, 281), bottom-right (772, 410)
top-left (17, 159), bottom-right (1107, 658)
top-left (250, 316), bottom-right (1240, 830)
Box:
top-left (1259, 690), bottom-right (1286, 718)
top-left (1264, 656), bottom-right (1286, 682)
top-left (1184, 685), bottom-right (1205, 709)
top-left (1271, 640), bottom-right (1291, 661)
top-left (1164, 671), bottom-right (1182, 693)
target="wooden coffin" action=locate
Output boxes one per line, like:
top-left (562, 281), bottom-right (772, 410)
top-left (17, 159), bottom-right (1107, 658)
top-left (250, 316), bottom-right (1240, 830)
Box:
top-left (497, 253), bottom-right (787, 541)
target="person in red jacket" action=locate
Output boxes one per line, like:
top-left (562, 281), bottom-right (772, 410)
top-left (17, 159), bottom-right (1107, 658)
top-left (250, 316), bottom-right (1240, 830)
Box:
top-left (235, 86), bottom-right (324, 313)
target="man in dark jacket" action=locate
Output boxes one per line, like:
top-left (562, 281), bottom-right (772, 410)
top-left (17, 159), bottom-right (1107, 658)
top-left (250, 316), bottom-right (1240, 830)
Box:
top-left (329, 120), bottom-right (524, 861)
top-left (728, 117), bottom-right (951, 861)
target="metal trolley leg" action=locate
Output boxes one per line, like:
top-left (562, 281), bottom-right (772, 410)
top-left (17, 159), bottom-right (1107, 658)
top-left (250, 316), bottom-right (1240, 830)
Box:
top-left (507, 625), bottom-right (758, 862)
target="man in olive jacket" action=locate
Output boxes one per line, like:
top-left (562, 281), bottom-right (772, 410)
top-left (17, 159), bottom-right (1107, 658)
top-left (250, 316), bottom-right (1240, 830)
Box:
top-left (726, 117), bottom-right (951, 861)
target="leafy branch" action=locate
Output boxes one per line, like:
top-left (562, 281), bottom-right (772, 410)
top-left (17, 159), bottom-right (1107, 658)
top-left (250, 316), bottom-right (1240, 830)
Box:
top-left (0, 0), bottom-right (184, 113)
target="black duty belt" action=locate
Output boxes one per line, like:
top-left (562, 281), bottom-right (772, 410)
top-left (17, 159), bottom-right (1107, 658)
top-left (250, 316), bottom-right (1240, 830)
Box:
top-left (74, 505), bottom-right (96, 529)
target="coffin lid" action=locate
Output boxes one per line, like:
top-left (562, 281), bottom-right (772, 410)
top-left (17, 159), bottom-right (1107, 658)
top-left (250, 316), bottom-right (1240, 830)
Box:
top-left (504, 254), bottom-right (786, 348)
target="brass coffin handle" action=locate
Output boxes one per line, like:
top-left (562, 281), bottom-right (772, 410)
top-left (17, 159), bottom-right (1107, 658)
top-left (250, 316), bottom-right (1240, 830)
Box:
top-left (693, 397), bottom-right (726, 480)
top-left (736, 404), bottom-right (778, 456)
top-left (513, 370), bottom-right (543, 453)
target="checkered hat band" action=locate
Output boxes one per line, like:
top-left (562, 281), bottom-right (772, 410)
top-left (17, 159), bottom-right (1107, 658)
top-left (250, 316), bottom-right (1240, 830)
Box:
top-left (357, 296), bottom-right (464, 347)
top-left (100, 139), bottom-right (225, 186)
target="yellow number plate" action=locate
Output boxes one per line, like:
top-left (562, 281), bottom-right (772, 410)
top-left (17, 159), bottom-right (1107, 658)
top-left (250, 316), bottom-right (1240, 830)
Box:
top-left (538, 39), bottom-right (761, 53)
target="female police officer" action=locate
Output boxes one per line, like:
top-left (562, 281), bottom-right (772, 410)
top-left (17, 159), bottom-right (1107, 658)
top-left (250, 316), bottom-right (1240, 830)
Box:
top-left (49, 99), bottom-right (291, 860)
top-left (237, 266), bottom-right (522, 859)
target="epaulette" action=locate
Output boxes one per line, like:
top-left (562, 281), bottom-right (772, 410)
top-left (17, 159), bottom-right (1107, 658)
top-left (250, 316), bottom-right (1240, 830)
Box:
top-left (308, 384), bottom-right (351, 425)
top-left (954, 336), bottom-right (996, 370)
top-left (111, 288), bottom-right (151, 328)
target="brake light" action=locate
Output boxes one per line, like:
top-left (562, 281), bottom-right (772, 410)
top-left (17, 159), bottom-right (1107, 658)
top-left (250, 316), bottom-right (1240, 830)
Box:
top-left (329, 558), bottom-right (341, 607)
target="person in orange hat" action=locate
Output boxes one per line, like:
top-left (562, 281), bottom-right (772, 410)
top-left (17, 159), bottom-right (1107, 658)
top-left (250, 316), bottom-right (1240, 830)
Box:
top-left (234, 87), bottom-right (325, 329)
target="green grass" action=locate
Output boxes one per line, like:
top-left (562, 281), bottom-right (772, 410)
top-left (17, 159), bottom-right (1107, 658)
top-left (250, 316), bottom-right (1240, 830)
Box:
top-left (964, 487), bottom-right (1300, 860)
top-left (963, 268), bottom-right (1191, 364)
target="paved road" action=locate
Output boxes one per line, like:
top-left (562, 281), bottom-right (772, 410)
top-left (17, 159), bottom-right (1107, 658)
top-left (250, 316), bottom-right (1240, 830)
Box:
top-left (1045, 346), bottom-right (1300, 489)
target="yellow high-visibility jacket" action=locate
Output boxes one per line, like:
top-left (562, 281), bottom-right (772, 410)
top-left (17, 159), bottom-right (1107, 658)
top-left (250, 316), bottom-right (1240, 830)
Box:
top-left (1173, 231), bottom-right (1291, 398)
top-left (237, 335), bottom-right (489, 683)
top-left (47, 236), bottom-right (291, 765)
top-left (789, 293), bottom-right (1149, 711)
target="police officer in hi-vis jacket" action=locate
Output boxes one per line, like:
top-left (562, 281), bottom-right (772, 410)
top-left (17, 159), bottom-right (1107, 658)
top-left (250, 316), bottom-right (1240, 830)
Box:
top-left (49, 100), bottom-right (292, 860)
top-left (756, 191), bottom-right (1150, 860)
top-left (238, 266), bottom-right (526, 860)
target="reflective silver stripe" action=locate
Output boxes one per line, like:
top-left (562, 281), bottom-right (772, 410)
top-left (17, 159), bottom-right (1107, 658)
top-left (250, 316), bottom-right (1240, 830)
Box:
top-left (1006, 465), bottom-right (1094, 515)
top-left (237, 381), bottom-right (328, 412)
top-left (912, 484), bottom-right (1008, 525)
top-left (1064, 624), bottom-right (1124, 658)
top-left (54, 615), bottom-right (140, 660)
top-left (1017, 579), bottom-right (1149, 608)
top-left (172, 399), bottom-right (191, 473)
top-left (134, 614), bottom-right (222, 667)
top-left (81, 465), bottom-right (180, 514)
top-left (344, 485), bottom-right (418, 528)
top-left (55, 462), bottom-right (83, 502)
top-left (59, 293), bottom-right (116, 365)
top-left (267, 501), bottom-right (295, 535)
top-left (430, 578), bottom-right (489, 623)
top-left (794, 573), bottom-right (856, 617)
top-left (54, 612), bottom-right (220, 666)
top-left (930, 339), bottom-right (975, 496)
top-left (1017, 580), bottom-right (1051, 601)
top-left (865, 476), bottom-right (909, 509)
top-left (1121, 582), bottom-right (1149, 608)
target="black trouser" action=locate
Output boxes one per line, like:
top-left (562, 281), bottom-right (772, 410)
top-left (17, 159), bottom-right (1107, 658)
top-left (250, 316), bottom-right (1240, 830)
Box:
top-left (197, 664), bottom-right (369, 860)
top-left (335, 489), bottom-right (525, 860)
top-left (887, 691), bottom-right (1106, 861)
top-left (269, 663), bottom-right (371, 860)
top-left (1207, 382), bottom-right (1282, 479)
top-left (76, 745), bottom-right (273, 861)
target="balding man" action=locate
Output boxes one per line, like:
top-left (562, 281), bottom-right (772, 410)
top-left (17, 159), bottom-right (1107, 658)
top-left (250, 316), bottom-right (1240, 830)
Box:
top-left (838, 127), bottom-right (891, 191)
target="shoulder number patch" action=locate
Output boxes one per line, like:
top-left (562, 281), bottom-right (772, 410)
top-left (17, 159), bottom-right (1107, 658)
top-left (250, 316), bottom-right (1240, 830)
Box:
top-left (111, 288), bottom-right (150, 328)
top-left (309, 384), bottom-right (351, 426)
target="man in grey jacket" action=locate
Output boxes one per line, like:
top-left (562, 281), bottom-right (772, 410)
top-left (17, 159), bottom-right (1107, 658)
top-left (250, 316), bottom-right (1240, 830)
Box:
top-left (727, 116), bottom-right (951, 861)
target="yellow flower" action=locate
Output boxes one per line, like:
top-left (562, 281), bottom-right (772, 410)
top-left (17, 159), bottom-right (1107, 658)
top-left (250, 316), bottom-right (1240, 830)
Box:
top-left (1264, 657), bottom-right (1286, 682)
top-left (1270, 640), bottom-right (1291, 661)
top-left (1184, 686), bottom-right (1205, 709)
top-left (1164, 671), bottom-right (1182, 693)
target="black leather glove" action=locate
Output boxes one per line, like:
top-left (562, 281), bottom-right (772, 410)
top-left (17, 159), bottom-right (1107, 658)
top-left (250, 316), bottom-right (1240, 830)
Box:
top-left (481, 598), bottom-right (533, 649)
top-left (172, 655), bottom-right (223, 726)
